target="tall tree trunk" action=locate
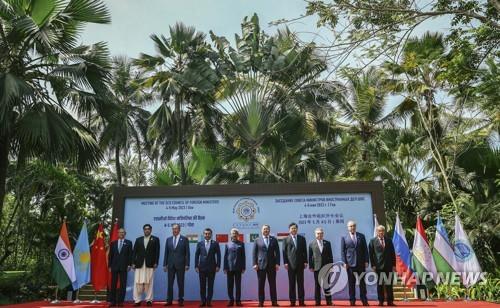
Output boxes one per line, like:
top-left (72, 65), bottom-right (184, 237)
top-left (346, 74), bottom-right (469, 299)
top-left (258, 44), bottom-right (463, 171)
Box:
top-left (176, 97), bottom-right (187, 185)
top-left (0, 134), bottom-right (10, 220)
top-left (249, 148), bottom-right (256, 184)
top-left (115, 145), bottom-right (122, 186)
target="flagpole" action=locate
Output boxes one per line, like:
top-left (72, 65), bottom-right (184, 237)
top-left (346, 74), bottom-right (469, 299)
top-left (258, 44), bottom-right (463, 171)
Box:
top-left (50, 288), bottom-right (60, 304)
top-left (90, 290), bottom-right (101, 304)
top-left (73, 289), bottom-right (81, 303)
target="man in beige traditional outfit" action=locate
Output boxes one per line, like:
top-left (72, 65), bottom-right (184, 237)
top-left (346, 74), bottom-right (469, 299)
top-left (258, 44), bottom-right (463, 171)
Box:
top-left (132, 224), bottom-right (160, 306)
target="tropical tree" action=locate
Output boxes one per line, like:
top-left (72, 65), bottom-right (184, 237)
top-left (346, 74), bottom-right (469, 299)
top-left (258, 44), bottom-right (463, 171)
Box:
top-left (0, 0), bottom-right (111, 218)
top-left (97, 56), bottom-right (151, 186)
top-left (136, 23), bottom-right (220, 185)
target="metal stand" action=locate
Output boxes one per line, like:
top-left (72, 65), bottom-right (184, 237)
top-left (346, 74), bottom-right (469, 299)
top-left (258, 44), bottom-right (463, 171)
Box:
top-left (402, 286), bottom-right (410, 302)
top-left (50, 288), bottom-right (60, 304)
top-left (464, 287), bottom-right (471, 301)
top-left (73, 289), bottom-right (81, 303)
top-left (90, 291), bottom-right (101, 303)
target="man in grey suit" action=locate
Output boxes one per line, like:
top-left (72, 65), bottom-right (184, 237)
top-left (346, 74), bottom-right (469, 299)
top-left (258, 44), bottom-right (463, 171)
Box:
top-left (252, 224), bottom-right (280, 307)
top-left (283, 222), bottom-right (307, 306)
top-left (195, 228), bottom-right (221, 307)
top-left (341, 220), bottom-right (369, 306)
top-left (308, 227), bottom-right (333, 306)
top-left (163, 223), bottom-right (190, 306)
top-left (224, 228), bottom-right (246, 307)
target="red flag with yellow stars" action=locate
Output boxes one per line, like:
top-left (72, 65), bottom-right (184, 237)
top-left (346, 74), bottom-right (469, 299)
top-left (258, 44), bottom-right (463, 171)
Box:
top-left (107, 220), bottom-right (120, 288)
top-left (91, 223), bottom-right (108, 291)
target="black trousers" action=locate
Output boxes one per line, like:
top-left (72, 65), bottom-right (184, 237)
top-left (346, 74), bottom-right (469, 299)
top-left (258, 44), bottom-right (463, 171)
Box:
top-left (199, 271), bottom-right (216, 303)
top-left (313, 270), bottom-right (332, 304)
top-left (287, 267), bottom-right (305, 303)
top-left (257, 267), bottom-right (277, 303)
top-left (376, 270), bottom-right (394, 304)
top-left (167, 267), bottom-right (186, 302)
top-left (347, 267), bottom-right (367, 303)
top-left (109, 270), bottom-right (128, 304)
top-left (227, 271), bottom-right (242, 301)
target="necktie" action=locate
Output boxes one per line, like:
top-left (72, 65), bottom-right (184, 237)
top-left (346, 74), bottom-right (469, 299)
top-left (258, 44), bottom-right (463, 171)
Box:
top-left (292, 236), bottom-right (296, 247)
top-left (118, 240), bottom-right (123, 253)
top-left (264, 237), bottom-right (269, 247)
top-left (380, 237), bottom-right (385, 248)
top-left (205, 240), bottom-right (210, 251)
top-left (351, 233), bottom-right (357, 245)
top-left (174, 236), bottom-right (178, 249)
top-left (318, 240), bottom-right (323, 252)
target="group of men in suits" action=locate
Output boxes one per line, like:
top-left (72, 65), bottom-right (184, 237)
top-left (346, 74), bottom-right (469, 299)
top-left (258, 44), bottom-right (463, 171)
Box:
top-left (107, 221), bottom-right (396, 308)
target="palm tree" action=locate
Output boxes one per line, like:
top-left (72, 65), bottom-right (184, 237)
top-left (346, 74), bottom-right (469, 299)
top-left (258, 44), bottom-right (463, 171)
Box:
top-left (97, 56), bottom-right (151, 186)
top-left (135, 23), bottom-right (219, 185)
top-left (0, 0), bottom-right (111, 217)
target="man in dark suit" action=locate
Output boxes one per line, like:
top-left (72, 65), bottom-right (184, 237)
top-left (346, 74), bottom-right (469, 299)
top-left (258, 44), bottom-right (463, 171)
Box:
top-left (132, 224), bottom-right (160, 307)
top-left (195, 228), bottom-right (221, 307)
top-left (252, 224), bottom-right (280, 307)
top-left (108, 228), bottom-right (133, 307)
top-left (283, 222), bottom-right (307, 306)
top-left (369, 225), bottom-right (396, 307)
top-left (308, 227), bottom-right (333, 306)
top-left (341, 220), bottom-right (369, 306)
top-left (224, 228), bottom-right (246, 307)
top-left (163, 223), bottom-right (190, 306)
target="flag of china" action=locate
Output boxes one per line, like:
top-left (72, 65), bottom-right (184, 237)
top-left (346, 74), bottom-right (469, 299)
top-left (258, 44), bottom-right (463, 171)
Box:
top-left (107, 221), bottom-right (119, 288)
top-left (91, 223), bottom-right (108, 291)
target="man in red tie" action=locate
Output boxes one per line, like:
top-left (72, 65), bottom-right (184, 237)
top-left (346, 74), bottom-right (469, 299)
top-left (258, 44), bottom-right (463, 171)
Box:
top-left (369, 225), bottom-right (396, 306)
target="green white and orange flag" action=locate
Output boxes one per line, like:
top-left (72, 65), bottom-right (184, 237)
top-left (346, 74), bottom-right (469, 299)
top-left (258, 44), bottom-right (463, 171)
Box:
top-left (52, 219), bottom-right (76, 288)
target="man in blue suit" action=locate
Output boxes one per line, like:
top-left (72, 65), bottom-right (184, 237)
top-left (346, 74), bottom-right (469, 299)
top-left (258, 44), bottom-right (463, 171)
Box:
top-left (224, 228), bottom-right (245, 307)
top-left (163, 223), bottom-right (190, 306)
top-left (252, 224), bottom-right (280, 307)
top-left (195, 228), bottom-right (221, 307)
top-left (341, 220), bottom-right (369, 306)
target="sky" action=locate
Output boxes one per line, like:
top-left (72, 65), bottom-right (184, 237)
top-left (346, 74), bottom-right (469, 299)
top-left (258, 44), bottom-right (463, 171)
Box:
top-left (81, 0), bottom-right (321, 58)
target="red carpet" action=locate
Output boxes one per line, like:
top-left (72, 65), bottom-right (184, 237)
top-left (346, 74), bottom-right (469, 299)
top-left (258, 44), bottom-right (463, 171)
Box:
top-left (3, 301), bottom-right (498, 308)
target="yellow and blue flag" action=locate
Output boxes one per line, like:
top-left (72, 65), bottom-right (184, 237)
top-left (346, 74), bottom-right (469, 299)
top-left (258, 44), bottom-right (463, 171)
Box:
top-left (72, 221), bottom-right (91, 290)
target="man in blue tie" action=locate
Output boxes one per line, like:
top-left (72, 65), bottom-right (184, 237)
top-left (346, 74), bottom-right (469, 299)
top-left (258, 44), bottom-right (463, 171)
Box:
top-left (341, 220), bottom-right (369, 306)
top-left (252, 224), bottom-right (280, 307)
top-left (163, 224), bottom-right (190, 306)
top-left (108, 228), bottom-right (133, 307)
top-left (195, 228), bottom-right (221, 307)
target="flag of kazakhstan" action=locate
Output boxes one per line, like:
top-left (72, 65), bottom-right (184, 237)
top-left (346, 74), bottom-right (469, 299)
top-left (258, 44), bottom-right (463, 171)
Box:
top-left (72, 221), bottom-right (91, 290)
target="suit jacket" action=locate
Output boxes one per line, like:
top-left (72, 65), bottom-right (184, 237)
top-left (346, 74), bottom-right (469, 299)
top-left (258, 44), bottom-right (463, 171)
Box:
top-left (133, 235), bottom-right (160, 268)
top-left (308, 239), bottom-right (333, 271)
top-left (163, 235), bottom-right (190, 270)
top-left (283, 234), bottom-right (307, 270)
top-left (108, 238), bottom-right (133, 271)
top-left (252, 236), bottom-right (280, 270)
top-left (341, 232), bottom-right (369, 269)
top-left (369, 236), bottom-right (396, 271)
top-left (195, 240), bottom-right (221, 272)
top-left (224, 240), bottom-right (246, 272)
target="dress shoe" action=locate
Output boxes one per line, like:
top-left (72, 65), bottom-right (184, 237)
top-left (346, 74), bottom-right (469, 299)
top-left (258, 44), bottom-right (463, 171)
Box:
top-left (362, 302), bottom-right (369, 307)
top-left (291, 302), bottom-right (296, 306)
top-left (272, 303), bottom-right (280, 307)
top-left (299, 302), bottom-right (306, 306)
top-left (378, 303), bottom-right (383, 307)
top-left (236, 301), bottom-right (243, 307)
top-left (164, 302), bottom-right (173, 306)
top-left (387, 303), bottom-right (396, 306)
top-left (315, 302), bottom-right (321, 306)
top-left (200, 302), bottom-right (206, 307)
top-left (350, 302), bottom-right (355, 306)
top-left (227, 301), bottom-right (234, 307)
top-left (134, 303), bottom-right (141, 307)
top-left (326, 301), bottom-right (333, 306)
top-left (207, 302), bottom-right (213, 307)
top-left (179, 301), bottom-right (185, 307)
top-left (147, 301), bottom-right (153, 307)
top-left (258, 302), bottom-right (264, 307)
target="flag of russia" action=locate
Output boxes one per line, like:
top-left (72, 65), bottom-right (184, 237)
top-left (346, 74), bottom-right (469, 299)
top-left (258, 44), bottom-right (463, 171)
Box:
top-left (393, 214), bottom-right (415, 287)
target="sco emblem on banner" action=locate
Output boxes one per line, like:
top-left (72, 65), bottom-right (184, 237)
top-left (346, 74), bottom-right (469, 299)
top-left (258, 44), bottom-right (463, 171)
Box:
top-left (233, 198), bottom-right (259, 222)
top-left (454, 240), bottom-right (473, 262)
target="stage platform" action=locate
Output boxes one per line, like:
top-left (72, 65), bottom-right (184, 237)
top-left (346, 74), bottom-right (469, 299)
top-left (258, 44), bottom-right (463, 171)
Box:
top-left (4, 300), bottom-right (498, 308)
